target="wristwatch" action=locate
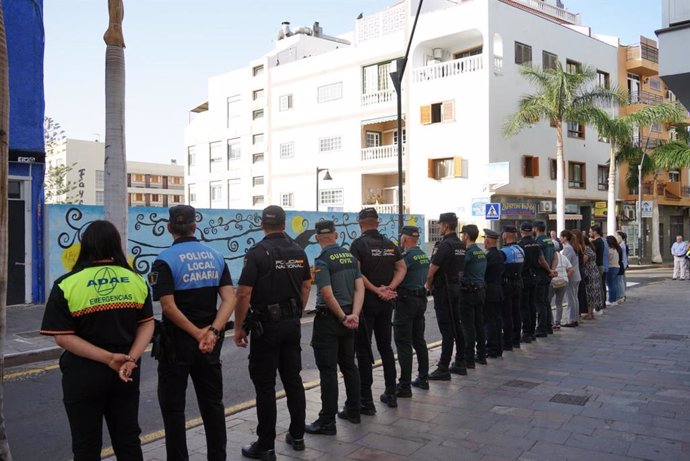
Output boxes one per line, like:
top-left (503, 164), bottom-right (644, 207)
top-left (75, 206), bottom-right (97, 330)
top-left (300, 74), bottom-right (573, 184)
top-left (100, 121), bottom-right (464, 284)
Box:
top-left (341, 314), bottom-right (348, 323)
top-left (209, 326), bottom-right (221, 338)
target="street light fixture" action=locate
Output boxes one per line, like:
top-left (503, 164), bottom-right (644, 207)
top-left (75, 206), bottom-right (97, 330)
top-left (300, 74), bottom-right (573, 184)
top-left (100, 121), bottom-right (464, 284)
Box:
top-left (316, 167), bottom-right (332, 212)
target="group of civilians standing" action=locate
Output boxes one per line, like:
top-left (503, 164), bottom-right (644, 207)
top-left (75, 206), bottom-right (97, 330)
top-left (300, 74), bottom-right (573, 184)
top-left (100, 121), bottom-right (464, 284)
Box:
top-left (40, 205), bottom-right (635, 461)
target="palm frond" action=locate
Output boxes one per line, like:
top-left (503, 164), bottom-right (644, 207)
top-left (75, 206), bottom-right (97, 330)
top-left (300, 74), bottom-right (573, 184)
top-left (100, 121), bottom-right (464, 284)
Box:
top-left (652, 142), bottom-right (690, 170)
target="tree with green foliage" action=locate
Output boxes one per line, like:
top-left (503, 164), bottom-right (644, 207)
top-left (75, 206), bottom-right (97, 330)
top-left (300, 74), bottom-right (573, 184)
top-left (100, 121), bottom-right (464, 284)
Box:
top-left (592, 103), bottom-right (686, 235)
top-left (617, 124), bottom-right (690, 262)
top-left (505, 61), bottom-right (626, 232)
top-left (43, 116), bottom-right (77, 204)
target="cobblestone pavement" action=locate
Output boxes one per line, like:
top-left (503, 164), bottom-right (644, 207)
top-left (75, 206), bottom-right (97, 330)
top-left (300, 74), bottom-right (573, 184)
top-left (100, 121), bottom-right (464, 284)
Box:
top-left (108, 278), bottom-right (690, 460)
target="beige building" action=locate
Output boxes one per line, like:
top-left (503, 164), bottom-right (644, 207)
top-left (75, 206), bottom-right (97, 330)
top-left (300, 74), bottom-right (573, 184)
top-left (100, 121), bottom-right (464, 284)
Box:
top-left (46, 138), bottom-right (185, 207)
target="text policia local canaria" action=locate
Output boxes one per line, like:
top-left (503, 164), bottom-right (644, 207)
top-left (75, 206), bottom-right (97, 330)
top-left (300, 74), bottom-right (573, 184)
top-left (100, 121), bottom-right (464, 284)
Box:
top-left (179, 251), bottom-right (220, 282)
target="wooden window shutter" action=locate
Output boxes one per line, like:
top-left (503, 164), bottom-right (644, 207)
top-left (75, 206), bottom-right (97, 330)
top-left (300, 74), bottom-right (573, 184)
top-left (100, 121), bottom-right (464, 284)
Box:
top-left (442, 101), bottom-right (454, 122)
top-left (453, 156), bottom-right (463, 177)
top-left (531, 156), bottom-right (540, 177)
top-left (522, 155), bottom-right (528, 177)
top-left (420, 105), bottom-right (432, 125)
top-left (427, 158), bottom-right (435, 178)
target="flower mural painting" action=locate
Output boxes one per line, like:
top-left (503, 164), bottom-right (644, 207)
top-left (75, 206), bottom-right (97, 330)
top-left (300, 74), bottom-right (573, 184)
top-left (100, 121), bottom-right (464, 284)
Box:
top-left (47, 205), bottom-right (424, 287)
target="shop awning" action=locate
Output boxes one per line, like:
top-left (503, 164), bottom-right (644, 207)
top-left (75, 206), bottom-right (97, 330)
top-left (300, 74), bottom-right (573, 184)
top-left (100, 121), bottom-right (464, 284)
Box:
top-left (548, 214), bottom-right (583, 221)
top-left (361, 114), bottom-right (405, 125)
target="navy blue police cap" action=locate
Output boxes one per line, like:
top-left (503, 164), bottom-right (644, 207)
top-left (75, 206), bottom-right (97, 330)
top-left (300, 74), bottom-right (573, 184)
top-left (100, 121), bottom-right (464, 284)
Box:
top-left (520, 221), bottom-right (533, 232)
top-left (169, 205), bottom-right (196, 225)
top-left (401, 226), bottom-right (420, 237)
top-left (484, 228), bottom-right (500, 239)
top-left (438, 212), bottom-right (458, 223)
top-left (261, 205), bottom-right (286, 225)
top-left (502, 225), bottom-right (518, 233)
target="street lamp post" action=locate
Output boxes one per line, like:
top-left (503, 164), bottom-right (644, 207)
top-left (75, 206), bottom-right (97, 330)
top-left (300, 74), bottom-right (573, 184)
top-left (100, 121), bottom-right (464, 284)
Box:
top-left (637, 152), bottom-right (646, 264)
top-left (315, 167), bottom-right (332, 212)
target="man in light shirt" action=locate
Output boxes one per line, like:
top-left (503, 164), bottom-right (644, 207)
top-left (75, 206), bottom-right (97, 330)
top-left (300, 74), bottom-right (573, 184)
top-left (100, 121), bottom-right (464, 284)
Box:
top-left (671, 235), bottom-right (688, 280)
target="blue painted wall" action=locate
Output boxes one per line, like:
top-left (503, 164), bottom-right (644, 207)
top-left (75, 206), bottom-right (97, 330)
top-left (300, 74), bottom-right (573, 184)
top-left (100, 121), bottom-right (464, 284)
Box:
top-left (46, 205), bottom-right (425, 288)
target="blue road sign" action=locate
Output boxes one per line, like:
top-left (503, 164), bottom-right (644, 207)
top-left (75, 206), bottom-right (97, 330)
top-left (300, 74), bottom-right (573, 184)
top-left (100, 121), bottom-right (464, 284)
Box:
top-left (485, 203), bottom-right (501, 220)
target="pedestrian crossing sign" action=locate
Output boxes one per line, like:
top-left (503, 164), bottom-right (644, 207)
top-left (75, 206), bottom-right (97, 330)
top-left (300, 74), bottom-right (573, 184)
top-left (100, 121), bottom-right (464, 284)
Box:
top-left (485, 203), bottom-right (501, 220)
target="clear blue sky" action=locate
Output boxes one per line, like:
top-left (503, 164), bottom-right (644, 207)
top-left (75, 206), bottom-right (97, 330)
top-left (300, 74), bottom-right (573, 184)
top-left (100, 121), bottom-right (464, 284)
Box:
top-left (43, 0), bottom-right (661, 164)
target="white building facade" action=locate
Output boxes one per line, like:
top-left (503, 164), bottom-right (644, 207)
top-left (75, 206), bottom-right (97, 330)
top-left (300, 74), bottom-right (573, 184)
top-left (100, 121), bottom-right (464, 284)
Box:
top-left (185, 0), bottom-right (620, 233)
top-left (46, 138), bottom-right (185, 207)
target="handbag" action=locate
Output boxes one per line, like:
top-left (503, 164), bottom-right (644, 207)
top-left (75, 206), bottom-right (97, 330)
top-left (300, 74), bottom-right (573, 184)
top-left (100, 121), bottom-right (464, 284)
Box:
top-left (550, 253), bottom-right (568, 288)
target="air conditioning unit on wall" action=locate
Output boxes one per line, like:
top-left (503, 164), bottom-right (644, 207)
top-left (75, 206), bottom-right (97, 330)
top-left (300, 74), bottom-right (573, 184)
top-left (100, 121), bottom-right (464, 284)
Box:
top-left (538, 201), bottom-right (553, 212)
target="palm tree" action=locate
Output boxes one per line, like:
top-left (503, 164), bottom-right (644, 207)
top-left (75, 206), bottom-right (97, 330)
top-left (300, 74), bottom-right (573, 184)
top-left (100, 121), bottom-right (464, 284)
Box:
top-left (505, 61), bottom-right (626, 232)
top-left (592, 103), bottom-right (686, 235)
top-left (618, 129), bottom-right (690, 262)
top-left (103, 0), bottom-right (127, 249)
top-left (0, 3), bottom-right (14, 459)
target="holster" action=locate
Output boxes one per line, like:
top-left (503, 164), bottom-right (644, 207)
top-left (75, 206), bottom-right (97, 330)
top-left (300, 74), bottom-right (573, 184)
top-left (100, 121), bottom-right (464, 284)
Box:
top-left (243, 310), bottom-right (264, 339)
top-left (151, 320), bottom-right (176, 364)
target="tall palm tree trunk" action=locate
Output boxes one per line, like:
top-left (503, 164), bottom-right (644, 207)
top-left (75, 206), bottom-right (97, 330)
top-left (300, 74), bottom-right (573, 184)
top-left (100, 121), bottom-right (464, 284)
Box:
top-left (0, 2), bottom-right (14, 458)
top-left (103, 0), bottom-right (127, 249)
top-left (606, 142), bottom-right (617, 235)
top-left (555, 122), bottom-right (565, 232)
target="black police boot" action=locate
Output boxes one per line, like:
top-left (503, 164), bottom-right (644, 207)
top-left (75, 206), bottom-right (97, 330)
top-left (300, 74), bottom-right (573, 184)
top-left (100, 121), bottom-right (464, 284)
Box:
top-left (411, 376), bottom-right (430, 390)
top-left (449, 361), bottom-right (468, 375)
top-left (380, 391), bottom-right (398, 408)
top-left (521, 334), bottom-right (532, 344)
top-left (396, 383), bottom-right (412, 398)
top-left (360, 400), bottom-right (377, 416)
top-left (285, 432), bottom-right (305, 451)
top-left (241, 442), bottom-right (276, 461)
top-left (474, 355), bottom-right (488, 365)
top-left (337, 408), bottom-right (361, 424)
top-left (304, 418), bottom-right (337, 436)
top-left (428, 365), bottom-right (451, 381)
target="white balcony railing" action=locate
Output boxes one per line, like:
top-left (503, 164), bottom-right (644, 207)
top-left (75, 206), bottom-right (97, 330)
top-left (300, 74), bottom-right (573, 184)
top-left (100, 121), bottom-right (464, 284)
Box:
top-left (361, 89), bottom-right (395, 106)
top-left (363, 203), bottom-right (398, 214)
top-left (511, 0), bottom-right (580, 24)
top-left (412, 55), bottom-right (483, 83)
top-left (361, 144), bottom-right (405, 161)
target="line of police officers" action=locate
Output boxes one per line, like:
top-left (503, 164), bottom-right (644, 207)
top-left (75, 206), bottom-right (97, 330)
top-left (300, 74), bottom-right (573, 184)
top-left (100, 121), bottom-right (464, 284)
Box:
top-left (149, 205), bottom-right (558, 461)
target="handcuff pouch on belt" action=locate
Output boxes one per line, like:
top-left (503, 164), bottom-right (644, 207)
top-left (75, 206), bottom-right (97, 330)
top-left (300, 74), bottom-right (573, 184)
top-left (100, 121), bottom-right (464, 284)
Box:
top-left (397, 287), bottom-right (427, 297)
top-left (460, 282), bottom-right (485, 293)
top-left (151, 319), bottom-right (177, 364)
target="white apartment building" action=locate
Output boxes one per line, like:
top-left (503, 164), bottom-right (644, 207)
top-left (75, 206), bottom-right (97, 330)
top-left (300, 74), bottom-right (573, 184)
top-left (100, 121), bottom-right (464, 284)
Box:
top-left (185, 0), bottom-right (620, 232)
top-left (46, 138), bottom-right (185, 207)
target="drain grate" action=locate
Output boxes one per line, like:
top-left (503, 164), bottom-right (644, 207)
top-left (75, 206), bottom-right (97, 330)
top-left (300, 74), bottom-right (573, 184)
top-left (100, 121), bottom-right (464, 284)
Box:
top-left (550, 394), bottom-right (590, 406)
top-left (503, 379), bottom-right (540, 389)
top-left (645, 334), bottom-right (687, 341)
top-left (15, 330), bottom-right (42, 339)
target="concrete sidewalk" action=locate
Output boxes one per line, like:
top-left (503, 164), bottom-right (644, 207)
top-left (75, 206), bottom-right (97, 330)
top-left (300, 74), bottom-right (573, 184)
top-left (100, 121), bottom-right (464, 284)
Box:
top-left (106, 278), bottom-right (690, 461)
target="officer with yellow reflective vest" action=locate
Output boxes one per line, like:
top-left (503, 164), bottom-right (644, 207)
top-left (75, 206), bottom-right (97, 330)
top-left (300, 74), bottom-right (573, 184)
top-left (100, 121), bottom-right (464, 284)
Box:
top-left (40, 220), bottom-right (154, 461)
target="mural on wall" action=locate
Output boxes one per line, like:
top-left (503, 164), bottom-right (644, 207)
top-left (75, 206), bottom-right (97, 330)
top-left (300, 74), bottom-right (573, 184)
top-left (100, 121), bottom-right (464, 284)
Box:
top-left (47, 205), bottom-right (424, 287)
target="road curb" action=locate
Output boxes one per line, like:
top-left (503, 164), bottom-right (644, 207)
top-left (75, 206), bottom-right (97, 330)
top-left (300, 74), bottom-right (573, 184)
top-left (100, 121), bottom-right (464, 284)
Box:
top-left (4, 347), bottom-right (62, 368)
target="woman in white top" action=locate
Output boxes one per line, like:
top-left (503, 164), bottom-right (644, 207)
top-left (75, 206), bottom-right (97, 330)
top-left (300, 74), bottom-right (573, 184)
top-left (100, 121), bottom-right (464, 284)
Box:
top-left (606, 235), bottom-right (621, 304)
top-left (560, 230), bottom-right (581, 327)
top-left (551, 241), bottom-right (574, 329)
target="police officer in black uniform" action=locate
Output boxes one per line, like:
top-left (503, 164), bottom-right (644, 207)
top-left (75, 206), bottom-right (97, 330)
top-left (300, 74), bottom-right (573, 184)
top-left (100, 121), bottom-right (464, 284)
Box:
top-left (425, 212), bottom-right (466, 380)
top-left (305, 220), bottom-right (363, 435)
top-left (234, 206), bottom-right (312, 461)
top-left (151, 205), bottom-right (235, 461)
top-left (350, 207), bottom-right (406, 412)
top-left (483, 229), bottom-right (505, 358)
top-left (500, 225), bottom-right (525, 350)
top-left (518, 221), bottom-right (554, 344)
top-left (459, 224), bottom-right (487, 367)
top-left (393, 225), bottom-right (430, 397)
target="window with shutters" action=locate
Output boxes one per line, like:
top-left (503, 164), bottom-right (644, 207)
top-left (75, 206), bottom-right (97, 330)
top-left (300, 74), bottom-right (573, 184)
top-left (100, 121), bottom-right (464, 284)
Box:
top-left (522, 155), bottom-right (540, 178)
top-left (228, 139), bottom-right (241, 164)
top-left (279, 94), bottom-right (293, 111)
top-left (598, 165), bottom-right (609, 190)
top-left (280, 142), bottom-right (295, 159)
top-left (566, 59), bottom-right (581, 74)
top-left (319, 136), bottom-right (342, 153)
top-left (568, 161), bottom-right (586, 189)
top-left (597, 70), bottom-right (610, 89)
top-left (317, 82), bottom-right (343, 103)
top-left (515, 42), bottom-right (532, 65)
top-left (209, 141), bottom-right (224, 173)
top-left (542, 51), bottom-right (557, 70)
top-left (420, 100), bottom-right (454, 125)
top-left (365, 131), bottom-right (381, 148)
top-left (549, 158), bottom-right (557, 180)
top-left (280, 192), bottom-right (294, 207)
top-left (428, 156), bottom-right (467, 179)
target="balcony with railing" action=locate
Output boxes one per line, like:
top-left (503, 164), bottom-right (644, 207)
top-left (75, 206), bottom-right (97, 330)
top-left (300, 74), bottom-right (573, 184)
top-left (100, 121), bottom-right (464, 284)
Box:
top-left (412, 54), bottom-right (483, 83)
top-left (633, 136), bottom-right (664, 150)
top-left (641, 181), bottom-right (683, 200)
top-left (629, 90), bottom-right (663, 105)
top-left (362, 173), bottom-right (406, 214)
top-left (503, 0), bottom-right (581, 24)
top-left (361, 144), bottom-right (405, 161)
top-left (626, 38), bottom-right (659, 77)
top-left (361, 89), bottom-right (396, 106)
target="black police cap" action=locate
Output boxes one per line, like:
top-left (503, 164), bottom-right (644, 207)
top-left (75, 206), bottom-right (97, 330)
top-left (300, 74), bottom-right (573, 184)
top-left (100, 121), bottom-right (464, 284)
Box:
top-left (358, 207), bottom-right (379, 220)
top-left (502, 225), bottom-right (518, 233)
top-left (438, 212), bottom-right (458, 223)
top-left (169, 205), bottom-right (196, 225)
top-left (520, 221), bottom-right (533, 232)
top-left (261, 205), bottom-right (286, 225)
top-left (401, 226), bottom-right (420, 237)
top-left (315, 220), bottom-right (336, 234)
top-left (484, 228), bottom-right (500, 239)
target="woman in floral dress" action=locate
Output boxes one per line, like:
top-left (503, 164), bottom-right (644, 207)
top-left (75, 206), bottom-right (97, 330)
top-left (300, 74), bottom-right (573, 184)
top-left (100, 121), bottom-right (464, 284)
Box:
top-left (582, 234), bottom-right (603, 319)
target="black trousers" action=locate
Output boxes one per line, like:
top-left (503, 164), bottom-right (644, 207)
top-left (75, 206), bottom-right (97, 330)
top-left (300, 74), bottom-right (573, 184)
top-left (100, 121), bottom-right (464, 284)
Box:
top-left (432, 284), bottom-right (464, 367)
top-left (356, 301), bottom-right (397, 399)
top-left (311, 313), bottom-right (360, 421)
top-left (61, 351), bottom-right (143, 461)
top-left (393, 294), bottom-right (429, 385)
top-left (460, 290), bottom-right (486, 363)
top-left (502, 282), bottom-right (521, 347)
top-left (520, 285), bottom-right (537, 337)
top-left (249, 318), bottom-right (305, 449)
top-left (484, 299), bottom-right (502, 356)
top-left (535, 281), bottom-right (551, 335)
top-left (158, 330), bottom-right (226, 461)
